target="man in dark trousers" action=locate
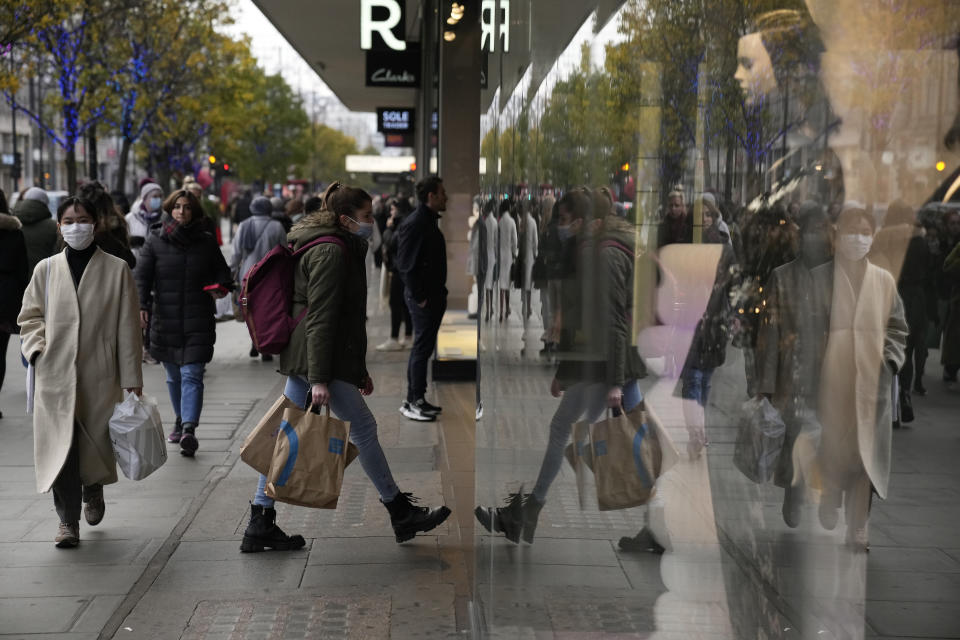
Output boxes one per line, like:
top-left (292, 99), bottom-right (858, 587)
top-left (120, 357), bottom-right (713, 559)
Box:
top-left (396, 176), bottom-right (448, 421)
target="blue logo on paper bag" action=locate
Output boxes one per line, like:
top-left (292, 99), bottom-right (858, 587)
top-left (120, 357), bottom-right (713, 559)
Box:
top-left (594, 440), bottom-right (608, 456)
top-left (275, 421), bottom-right (299, 486)
top-left (632, 423), bottom-right (653, 488)
top-left (328, 437), bottom-right (345, 455)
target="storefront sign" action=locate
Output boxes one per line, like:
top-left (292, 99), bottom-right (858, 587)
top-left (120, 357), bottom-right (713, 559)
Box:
top-left (366, 45), bottom-right (421, 88)
top-left (377, 108), bottom-right (416, 133)
top-left (361, 0), bottom-right (407, 51)
top-left (383, 133), bottom-right (415, 148)
top-left (360, 0), bottom-right (510, 55)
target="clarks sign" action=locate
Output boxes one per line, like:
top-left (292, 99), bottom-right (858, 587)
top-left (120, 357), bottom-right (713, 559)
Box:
top-left (366, 45), bottom-right (420, 88)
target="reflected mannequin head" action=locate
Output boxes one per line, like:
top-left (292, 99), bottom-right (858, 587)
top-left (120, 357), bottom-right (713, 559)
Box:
top-left (735, 32), bottom-right (776, 105)
top-left (737, 9), bottom-right (828, 117)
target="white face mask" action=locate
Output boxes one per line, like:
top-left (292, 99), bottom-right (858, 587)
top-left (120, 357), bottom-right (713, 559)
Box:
top-left (147, 196), bottom-right (162, 212)
top-left (836, 233), bottom-right (873, 262)
top-left (346, 216), bottom-right (374, 240)
top-left (60, 223), bottom-right (96, 251)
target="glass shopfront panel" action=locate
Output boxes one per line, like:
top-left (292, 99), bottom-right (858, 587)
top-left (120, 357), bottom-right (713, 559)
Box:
top-left (472, 1), bottom-right (959, 637)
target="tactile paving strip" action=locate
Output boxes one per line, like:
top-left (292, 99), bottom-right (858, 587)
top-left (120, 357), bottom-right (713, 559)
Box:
top-left (180, 596), bottom-right (390, 640)
top-left (545, 596), bottom-right (657, 636)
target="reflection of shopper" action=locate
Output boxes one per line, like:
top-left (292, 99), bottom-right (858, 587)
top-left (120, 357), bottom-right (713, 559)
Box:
top-left (475, 189), bottom-right (647, 545)
top-left (0, 191), bottom-right (29, 420)
top-left (537, 203), bottom-right (563, 359)
top-left (520, 205), bottom-right (539, 319)
top-left (135, 189), bottom-right (232, 456)
top-left (396, 177), bottom-right (449, 422)
top-left (940, 211), bottom-right (960, 385)
top-left (19, 197), bottom-right (143, 548)
top-left (497, 201), bottom-right (518, 322)
top-left (756, 203), bottom-right (832, 527)
top-left (870, 201), bottom-right (931, 421)
top-left (814, 208), bottom-right (907, 551)
top-left (482, 200), bottom-right (499, 323)
top-left (942, 235), bottom-right (960, 385)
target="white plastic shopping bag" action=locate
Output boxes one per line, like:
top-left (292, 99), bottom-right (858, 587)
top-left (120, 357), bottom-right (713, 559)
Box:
top-left (733, 396), bottom-right (786, 483)
top-left (25, 363), bottom-right (35, 415)
top-left (109, 392), bottom-right (167, 481)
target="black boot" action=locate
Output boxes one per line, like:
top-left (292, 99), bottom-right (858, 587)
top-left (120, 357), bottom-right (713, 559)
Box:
top-left (900, 390), bottom-right (914, 423)
top-left (240, 504), bottom-right (306, 552)
top-left (383, 492), bottom-right (451, 543)
top-left (617, 527), bottom-right (665, 554)
top-left (180, 422), bottom-right (199, 457)
top-left (474, 491), bottom-right (524, 544)
top-left (521, 494), bottom-right (544, 544)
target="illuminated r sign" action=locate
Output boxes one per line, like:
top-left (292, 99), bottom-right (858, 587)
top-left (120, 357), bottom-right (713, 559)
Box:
top-left (481, 0), bottom-right (510, 53)
top-left (361, 0), bottom-right (407, 51)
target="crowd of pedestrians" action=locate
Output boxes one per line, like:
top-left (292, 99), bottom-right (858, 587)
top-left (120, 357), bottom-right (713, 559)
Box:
top-left (1, 174), bottom-right (456, 548)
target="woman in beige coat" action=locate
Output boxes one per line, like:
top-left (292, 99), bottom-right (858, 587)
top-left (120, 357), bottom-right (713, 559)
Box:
top-left (813, 207), bottom-right (907, 551)
top-left (18, 197), bottom-right (143, 548)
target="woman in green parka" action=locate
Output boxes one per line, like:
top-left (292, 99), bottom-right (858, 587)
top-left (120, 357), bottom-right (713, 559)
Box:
top-left (240, 183), bottom-right (450, 553)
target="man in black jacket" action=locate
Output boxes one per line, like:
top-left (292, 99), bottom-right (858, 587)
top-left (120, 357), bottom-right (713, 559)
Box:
top-left (396, 176), bottom-right (448, 421)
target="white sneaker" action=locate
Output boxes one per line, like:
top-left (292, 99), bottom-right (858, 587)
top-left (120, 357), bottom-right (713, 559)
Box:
top-left (376, 339), bottom-right (403, 352)
top-left (399, 401), bottom-right (436, 422)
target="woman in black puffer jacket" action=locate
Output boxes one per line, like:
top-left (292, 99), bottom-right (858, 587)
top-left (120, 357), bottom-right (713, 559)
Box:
top-left (135, 189), bottom-right (232, 456)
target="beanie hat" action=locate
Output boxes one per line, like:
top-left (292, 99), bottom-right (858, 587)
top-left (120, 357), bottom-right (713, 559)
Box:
top-left (140, 182), bottom-right (162, 201)
top-left (138, 177), bottom-right (157, 190)
top-left (24, 187), bottom-right (49, 204)
top-left (250, 196), bottom-right (272, 216)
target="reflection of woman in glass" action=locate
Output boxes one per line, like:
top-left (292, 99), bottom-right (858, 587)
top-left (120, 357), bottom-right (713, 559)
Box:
top-left (814, 208), bottom-right (907, 550)
top-left (733, 8), bottom-right (843, 397)
top-left (756, 203), bottom-right (833, 527)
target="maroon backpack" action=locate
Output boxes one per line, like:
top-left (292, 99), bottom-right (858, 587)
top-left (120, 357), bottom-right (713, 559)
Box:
top-left (240, 236), bottom-right (346, 355)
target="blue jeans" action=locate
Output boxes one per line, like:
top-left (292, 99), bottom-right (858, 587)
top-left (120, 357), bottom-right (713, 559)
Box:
top-left (253, 376), bottom-right (399, 508)
top-left (162, 362), bottom-right (205, 424)
top-left (532, 379), bottom-right (643, 503)
top-left (681, 367), bottom-right (714, 408)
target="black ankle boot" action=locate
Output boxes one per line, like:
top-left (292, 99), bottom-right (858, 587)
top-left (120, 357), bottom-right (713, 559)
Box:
top-left (180, 423), bottom-right (199, 457)
top-left (521, 494), bottom-right (544, 544)
top-left (474, 491), bottom-right (524, 544)
top-left (617, 526), bottom-right (665, 554)
top-left (240, 504), bottom-right (306, 552)
top-left (383, 492), bottom-right (451, 543)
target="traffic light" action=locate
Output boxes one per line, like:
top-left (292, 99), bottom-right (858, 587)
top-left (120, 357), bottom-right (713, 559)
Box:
top-left (222, 162), bottom-right (231, 175)
top-left (208, 155), bottom-right (216, 165)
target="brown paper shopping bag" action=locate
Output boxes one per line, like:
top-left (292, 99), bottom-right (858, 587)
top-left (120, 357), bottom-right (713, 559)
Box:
top-left (240, 395), bottom-right (301, 475)
top-left (265, 406), bottom-right (358, 509)
top-left (565, 403), bottom-right (679, 511)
